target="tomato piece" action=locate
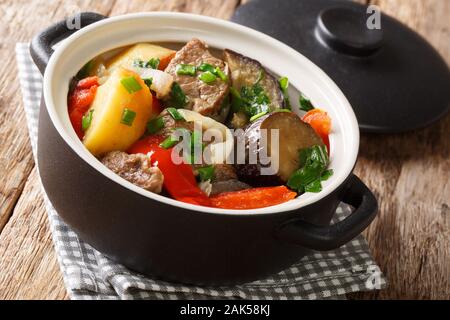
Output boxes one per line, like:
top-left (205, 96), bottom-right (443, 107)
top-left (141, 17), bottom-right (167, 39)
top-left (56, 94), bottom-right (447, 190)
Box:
top-left (210, 186), bottom-right (297, 210)
top-left (76, 76), bottom-right (99, 89)
top-left (302, 109), bottom-right (331, 152)
top-left (158, 52), bottom-right (176, 71)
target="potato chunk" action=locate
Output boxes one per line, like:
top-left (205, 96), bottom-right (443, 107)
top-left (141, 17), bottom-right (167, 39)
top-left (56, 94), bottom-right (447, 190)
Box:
top-left (83, 68), bottom-right (153, 156)
top-left (106, 43), bottom-right (175, 72)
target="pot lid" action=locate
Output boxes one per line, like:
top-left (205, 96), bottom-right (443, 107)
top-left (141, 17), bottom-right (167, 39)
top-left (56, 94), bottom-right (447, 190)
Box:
top-left (231, 0), bottom-right (450, 133)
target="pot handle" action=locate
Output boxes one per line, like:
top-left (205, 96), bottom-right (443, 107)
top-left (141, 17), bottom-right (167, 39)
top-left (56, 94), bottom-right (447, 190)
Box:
top-left (30, 12), bottom-right (107, 75)
top-left (276, 174), bottom-right (378, 251)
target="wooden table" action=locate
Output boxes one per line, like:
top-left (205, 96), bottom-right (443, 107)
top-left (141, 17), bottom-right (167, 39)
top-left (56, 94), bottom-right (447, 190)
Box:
top-left (0, 0), bottom-right (448, 300)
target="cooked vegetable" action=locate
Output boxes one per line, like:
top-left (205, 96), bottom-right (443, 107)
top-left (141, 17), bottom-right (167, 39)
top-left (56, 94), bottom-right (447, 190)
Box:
top-left (106, 43), bottom-right (175, 72)
top-left (166, 82), bottom-right (188, 109)
top-left (131, 67), bottom-right (174, 99)
top-left (197, 165), bottom-right (215, 181)
top-left (143, 77), bottom-right (153, 86)
top-left (299, 94), bottom-right (315, 112)
top-left (177, 109), bottom-right (234, 165)
top-left (198, 71), bottom-right (217, 84)
top-left (278, 76), bottom-right (291, 110)
top-left (210, 186), bottom-right (296, 209)
top-left (198, 63), bottom-right (228, 82)
top-left (83, 68), bottom-right (153, 156)
top-left (166, 107), bottom-right (185, 121)
top-left (231, 82), bottom-right (271, 118)
top-left (76, 60), bottom-right (95, 79)
top-left (146, 117), bottom-right (165, 135)
top-left (249, 110), bottom-right (268, 122)
top-left (120, 76), bottom-right (142, 94)
top-left (120, 108), bottom-right (137, 126)
top-left (68, 77), bottom-right (99, 139)
top-left (148, 58), bottom-right (160, 69)
top-left (224, 49), bottom-right (284, 112)
top-left (133, 58), bottom-right (160, 70)
top-left (198, 63), bottom-right (216, 73)
top-left (176, 64), bottom-right (197, 76)
top-left (287, 145), bottom-right (332, 193)
top-left (235, 111), bottom-right (324, 186)
top-left (128, 135), bottom-right (212, 207)
top-left (302, 109), bottom-right (332, 151)
top-left (160, 135), bottom-right (179, 149)
top-left (82, 109), bottom-right (94, 131)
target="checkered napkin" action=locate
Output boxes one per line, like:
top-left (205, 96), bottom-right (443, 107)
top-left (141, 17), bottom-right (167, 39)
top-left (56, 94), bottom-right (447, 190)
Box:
top-left (16, 43), bottom-right (386, 300)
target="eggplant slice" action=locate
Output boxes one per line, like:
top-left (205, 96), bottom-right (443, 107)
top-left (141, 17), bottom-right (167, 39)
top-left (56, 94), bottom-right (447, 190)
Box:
top-left (223, 49), bottom-right (284, 111)
top-left (235, 112), bottom-right (324, 186)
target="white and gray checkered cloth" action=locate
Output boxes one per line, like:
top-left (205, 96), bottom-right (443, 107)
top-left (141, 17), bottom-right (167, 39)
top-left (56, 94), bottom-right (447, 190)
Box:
top-left (16, 43), bottom-right (387, 300)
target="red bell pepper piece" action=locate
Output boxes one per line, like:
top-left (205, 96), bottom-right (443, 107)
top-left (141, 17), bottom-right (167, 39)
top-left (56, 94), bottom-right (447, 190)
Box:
top-left (302, 109), bottom-right (331, 153)
top-left (151, 95), bottom-right (163, 115)
top-left (158, 52), bottom-right (176, 71)
top-left (76, 76), bottom-right (99, 90)
top-left (68, 78), bottom-right (98, 139)
top-left (210, 186), bottom-right (297, 210)
top-left (128, 136), bottom-right (212, 207)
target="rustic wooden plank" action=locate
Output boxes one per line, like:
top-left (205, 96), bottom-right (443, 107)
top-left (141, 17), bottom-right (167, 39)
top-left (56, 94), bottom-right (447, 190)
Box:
top-left (0, 169), bottom-right (69, 299)
top-left (109, 0), bottom-right (239, 19)
top-left (349, 0), bottom-right (450, 300)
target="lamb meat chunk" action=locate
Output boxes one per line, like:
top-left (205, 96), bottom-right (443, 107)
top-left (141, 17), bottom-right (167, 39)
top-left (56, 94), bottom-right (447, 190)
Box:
top-left (156, 109), bottom-right (194, 138)
top-left (194, 163), bottom-right (250, 196)
top-left (212, 164), bottom-right (238, 182)
top-left (101, 151), bottom-right (164, 193)
top-left (164, 39), bottom-right (230, 117)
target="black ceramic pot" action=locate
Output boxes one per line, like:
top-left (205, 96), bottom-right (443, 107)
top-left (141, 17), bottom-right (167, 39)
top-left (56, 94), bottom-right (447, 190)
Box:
top-left (30, 12), bottom-right (377, 285)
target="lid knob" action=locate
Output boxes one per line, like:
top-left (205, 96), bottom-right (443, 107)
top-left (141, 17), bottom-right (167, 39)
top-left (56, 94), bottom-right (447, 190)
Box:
top-left (316, 6), bottom-right (383, 56)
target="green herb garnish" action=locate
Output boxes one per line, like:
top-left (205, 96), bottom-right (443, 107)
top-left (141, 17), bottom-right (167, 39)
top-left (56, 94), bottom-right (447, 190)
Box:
top-left (299, 94), bottom-right (315, 112)
top-left (278, 76), bottom-right (291, 110)
top-left (143, 77), bottom-right (153, 88)
top-left (134, 58), bottom-right (160, 69)
top-left (198, 71), bottom-right (217, 84)
top-left (146, 117), bottom-right (164, 134)
top-left (287, 145), bottom-right (332, 194)
top-left (197, 166), bottom-right (215, 182)
top-left (76, 60), bottom-right (94, 79)
top-left (166, 107), bottom-right (185, 121)
top-left (160, 135), bottom-right (179, 149)
top-left (166, 82), bottom-right (187, 108)
top-left (198, 63), bottom-right (216, 73)
top-left (249, 110), bottom-right (269, 122)
top-left (214, 67), bottom-right (228, 82)
top-left (240, 83), bottom-right (271, 117)
top-left (230, 82), bottom-right (271, 118)
top-left (121, 76), bottom-right (142, 94)
top-left (198, 63), bottom-right (228, 82)
top-left (176, 64), bottom-right (197, 76)
top-left (148, 58), bottom-right (160, 69)
top-left (120, 108), bottom-right (137, 126)
top-left (82, 109), bottom-right (94, 131)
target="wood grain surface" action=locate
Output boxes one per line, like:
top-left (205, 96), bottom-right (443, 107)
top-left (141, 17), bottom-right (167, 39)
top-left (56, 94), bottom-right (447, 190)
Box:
top-left (0, 0), bottom-right (448, 300)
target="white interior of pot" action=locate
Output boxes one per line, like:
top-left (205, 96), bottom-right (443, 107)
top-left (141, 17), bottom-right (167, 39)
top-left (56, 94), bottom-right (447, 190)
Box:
top-left (43, 12), bottom-right (359, 215)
